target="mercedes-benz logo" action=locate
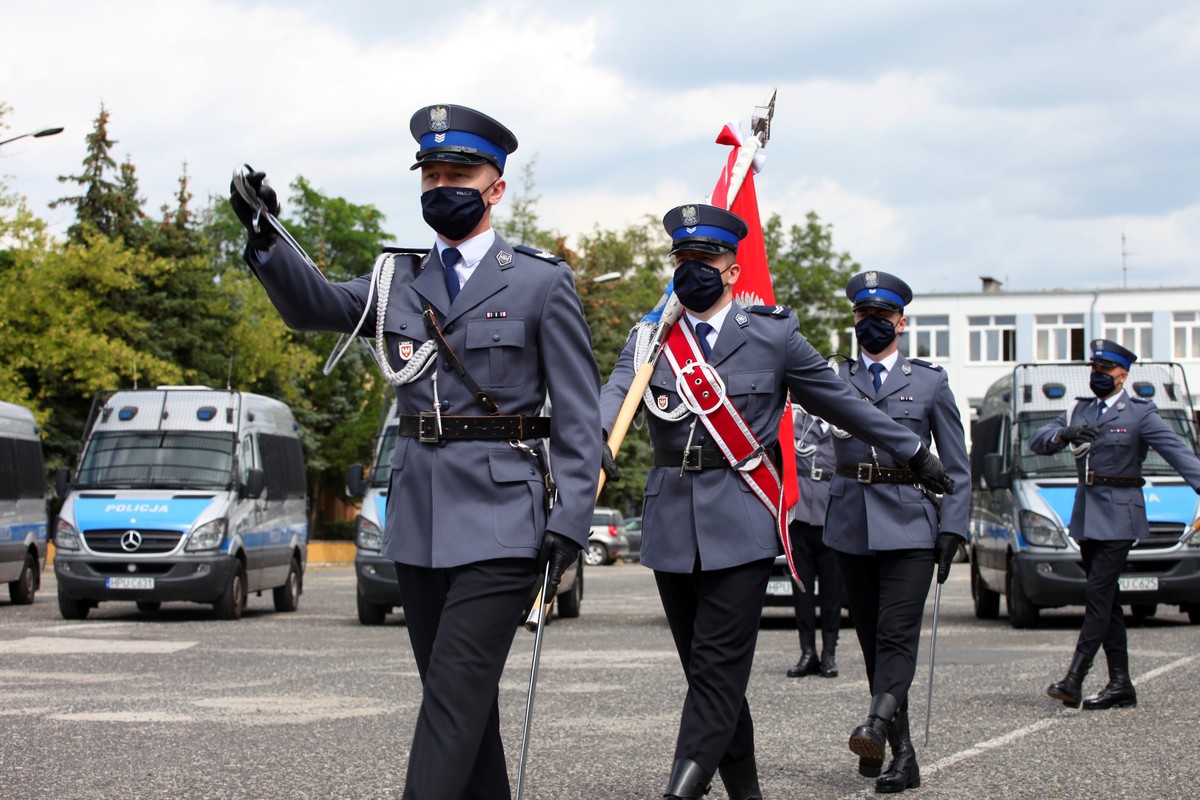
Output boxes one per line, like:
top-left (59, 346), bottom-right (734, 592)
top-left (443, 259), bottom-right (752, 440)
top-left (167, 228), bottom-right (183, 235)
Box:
top-left (120, 530), bottom-right (143, 552)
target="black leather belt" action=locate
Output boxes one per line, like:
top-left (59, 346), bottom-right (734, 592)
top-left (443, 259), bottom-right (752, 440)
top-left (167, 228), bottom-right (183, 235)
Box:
top-left (836, 463), bottom-right (917, 484)
top-left (653, 446), bottom-right (728, 471)
top-left (807, 467), bottom-right (832, 482)
top-left (1085, 471), bottom-right (1144, 488)
top-left (398, 413), bottom-right (550, 443)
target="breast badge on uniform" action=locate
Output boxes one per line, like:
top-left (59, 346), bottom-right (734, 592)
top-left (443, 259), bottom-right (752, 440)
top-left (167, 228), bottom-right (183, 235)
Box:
top-left (657, 393), bottom-right (670, 410)
top-left (398, 341), bottom-right (414, 361)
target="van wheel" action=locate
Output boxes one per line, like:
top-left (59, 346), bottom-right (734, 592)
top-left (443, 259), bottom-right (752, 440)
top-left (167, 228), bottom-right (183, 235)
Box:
top-left (273, 557), bottom-right (302, 613)
top-left (556, 562), bottom-right (583, 619)
top-left (585, 542), bottom-right (608, 567)
top-left (8, 553), bottom-right (37, 605)
top-left (58, 589), bottom-right (90, 620)
top-left (136, 601), bottom-right (161, 613)
top-left (357, 589), bottom-right (388, 625)
top-left (214, 561), bottom-right (247, 620)
top-left (1006, 555), bottom-right (1040, 628)
top-left (1186, 604), bottom-right (1200, 625)
top-left (971, 557), bottom-right (1000, 619)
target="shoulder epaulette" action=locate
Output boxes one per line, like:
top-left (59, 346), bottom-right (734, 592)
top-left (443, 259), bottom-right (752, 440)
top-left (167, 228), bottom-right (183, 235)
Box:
top-left (910, 358), bottom-right (943, 371)
top-left (746, 305), bottom-right (792, 317)
top-left (1129, 396), bottom-right (1150, 404)
top-left (514, 244), bottom-right (566, 265)
top-left (382, 246), bottom-right (431, 257)
top-left (1074, 395), bottom-right (1094, 402)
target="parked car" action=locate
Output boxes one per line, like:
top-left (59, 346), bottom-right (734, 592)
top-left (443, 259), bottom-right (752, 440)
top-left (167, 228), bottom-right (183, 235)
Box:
top-left (763, 554), bottom-right (847, 614)
top-left (587, 507), bottom-right (629, 566)
top-left (621, 516), bottom-right (642, 561)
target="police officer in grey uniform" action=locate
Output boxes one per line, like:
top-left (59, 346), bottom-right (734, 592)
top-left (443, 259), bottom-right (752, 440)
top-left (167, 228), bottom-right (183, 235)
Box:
top-left (600, 206), bottom-right (954, 800)
top-left (230, 104), bottom-right (601, 800)
top-left (786, 407), bottom-right (843, 679)
top-left (823, 270), bottom-right (970, 794)
top-left (1031, 339), bottom-right (1200, 711)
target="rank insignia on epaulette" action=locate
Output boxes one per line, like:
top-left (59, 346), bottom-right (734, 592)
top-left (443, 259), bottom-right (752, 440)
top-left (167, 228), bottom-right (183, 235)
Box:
top-left (497, 251), bottom-right (512, 266)
top-left (398, 341), bottom-right (413, 360)
top-left (485, 311), bottom-right (507, 318)
top-left (901, 363), bottom-right (912, 375)
top-left (735, 313), bottom-right (748, 326)
top-left (657, 394), bottom-right (669, 410)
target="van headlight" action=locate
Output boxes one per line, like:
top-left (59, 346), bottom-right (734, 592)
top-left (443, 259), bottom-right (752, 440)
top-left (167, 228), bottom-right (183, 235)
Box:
top-left (356, 516), bottom-right (383, 551)
top-left (55, 518), bottom-right (81, 551)
top-left (186, 519), bottom-right (227, 552)
top-left (1019, 510), bottom-right (1068, 548)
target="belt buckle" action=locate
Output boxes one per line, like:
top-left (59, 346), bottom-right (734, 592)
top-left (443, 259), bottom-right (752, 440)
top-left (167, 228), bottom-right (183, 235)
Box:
top-left (810, 467), bottom-right (824, 481)
top-left (417, 411), bottom-right (440, 444)
top-left (1085, 469), bottom-right (1094, 486)
top-left (683, 446), bottom-right (703, 472)
top-left (856, 463), bottom-right (874, 484)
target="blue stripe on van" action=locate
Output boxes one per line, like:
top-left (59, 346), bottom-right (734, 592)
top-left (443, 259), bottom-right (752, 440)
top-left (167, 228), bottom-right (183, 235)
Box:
top-left (1034, 485), bottom-right (1197, 526)
top-left (374, 496), bottom-right (387, 525)
top-left (73, 497), bottom-right (219, 533)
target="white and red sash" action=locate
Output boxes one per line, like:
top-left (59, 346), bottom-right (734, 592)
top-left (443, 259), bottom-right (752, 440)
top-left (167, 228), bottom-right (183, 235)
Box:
top-left (660, 321), bottom-right (802, 589)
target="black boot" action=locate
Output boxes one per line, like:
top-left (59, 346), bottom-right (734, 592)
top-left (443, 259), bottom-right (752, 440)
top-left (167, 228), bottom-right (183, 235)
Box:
top-left (718, 757), bottom-right (762, 800)
top-left (819, 632), bottom-right (838, 678)
top-left (875, 708), bottom-right (921, 793)
top-left (849, 693), bottom-right (899, 777)
top-left (664, 758), bottom-right (711, 799)
top-left (1083, 652), bottom-right (1138, 710)
top-left (788, 631), bottom-right (819, 677)
top-left (1046, 651), bottom-right (1092, 708)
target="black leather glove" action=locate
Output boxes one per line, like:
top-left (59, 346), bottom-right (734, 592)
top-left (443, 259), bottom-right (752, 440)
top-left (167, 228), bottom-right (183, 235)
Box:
top-left (601, 441), bottom-right (620, 483)
top-left (229, 165), bottom-right (280, 250)
top-left (935, 533), bottom-right (965, 584)
top-left (908, 442), bottom-right (956, 495)
top-left (1059, 424), bottom-right (1099, 444)
top-left (536, 531), bottom-right (581, 596)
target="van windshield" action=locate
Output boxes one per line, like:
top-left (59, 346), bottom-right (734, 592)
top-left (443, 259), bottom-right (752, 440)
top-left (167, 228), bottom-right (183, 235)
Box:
top-left (371, 425), bottom-right (398, 485)
top-left (76, 431), bottom-right (236, 489)
top-left (1017, 409), bottom-right (1200, 479)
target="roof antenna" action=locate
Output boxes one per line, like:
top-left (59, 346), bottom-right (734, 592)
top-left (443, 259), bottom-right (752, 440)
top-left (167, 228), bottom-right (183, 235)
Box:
top-left (132, 355), bottom-right (138, 390)
top-left (227, 354), bottom-right (235, 391)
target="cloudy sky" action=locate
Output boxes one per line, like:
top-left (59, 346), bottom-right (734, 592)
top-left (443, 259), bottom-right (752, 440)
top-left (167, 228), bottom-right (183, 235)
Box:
top-left (3, 0), bottom-right (1198, 294)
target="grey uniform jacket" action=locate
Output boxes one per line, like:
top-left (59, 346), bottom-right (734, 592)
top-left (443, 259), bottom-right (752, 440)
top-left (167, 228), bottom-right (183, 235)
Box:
top-left (246, 237), bottom-right (601, 568)
top-left (600, 303), bottom-right (924, 574)
top-left (1029, 393), bottom-right (1200, 541)
top-left (792, 409), bottom-right (836, 527)
top-left (822, 355), bottom-right (970, 556)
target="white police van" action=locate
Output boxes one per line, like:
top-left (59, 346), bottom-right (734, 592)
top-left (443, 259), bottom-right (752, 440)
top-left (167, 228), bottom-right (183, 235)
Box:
top-left (53, 387), bottom-right (308, 620)
top-left (0, 401), bottom-right (48, 605)
top-left (346, 398), bottom-right (583, 625)
top-left (970, 362), bottom-right (1200, 627)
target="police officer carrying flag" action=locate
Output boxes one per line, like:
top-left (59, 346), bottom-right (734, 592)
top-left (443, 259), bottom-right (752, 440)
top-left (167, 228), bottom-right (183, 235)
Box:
top-left (1031, 339), bottom-right (1200, 711)
top-left (600, 206), bottom-right (955, 800)
top-left (823, 270), bottom-right (970, 794)
top-left (230, 104), bottom-right (601, 800)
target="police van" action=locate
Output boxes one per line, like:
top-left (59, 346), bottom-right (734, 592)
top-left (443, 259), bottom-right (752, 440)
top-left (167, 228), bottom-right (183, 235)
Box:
top-left (346, 398), bottom-right (583, 625)
top-left (53, 387), bottom-right (308, 620)
top-left (969, 362), bottom-right (1200, 627)
top-left (0, 401), bottom-right (48, 605)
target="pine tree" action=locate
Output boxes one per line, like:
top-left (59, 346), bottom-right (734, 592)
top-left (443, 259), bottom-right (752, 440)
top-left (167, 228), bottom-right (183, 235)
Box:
top-left (51, 104), bottom-right (144, 246)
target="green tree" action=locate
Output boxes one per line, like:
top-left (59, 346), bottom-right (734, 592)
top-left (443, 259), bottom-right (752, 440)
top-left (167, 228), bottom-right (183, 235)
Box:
top-left (765, 210), bottom-right (859, 357)
top-left (50, 104), bottom-right (143, 246)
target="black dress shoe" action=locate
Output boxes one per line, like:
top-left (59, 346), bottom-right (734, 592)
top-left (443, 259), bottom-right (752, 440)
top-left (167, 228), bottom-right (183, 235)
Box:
top-left (876, 709), bottom-right (920, 793)
top-left (849, 693), bottom-right (898, 776)
top-left (1046, 652), bottom-right (1092, 709)
top-left (664, 758), bottom-right (711, 799)
top-left (819, 650), bottom-right (838, 678)
top-left (787, 651), bottom-right (819, 678)
top-left (1082, 654), bottom-right (1137, 710)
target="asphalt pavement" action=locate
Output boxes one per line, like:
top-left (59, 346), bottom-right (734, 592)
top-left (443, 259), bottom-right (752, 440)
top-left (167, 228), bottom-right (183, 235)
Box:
top-left (0, 562), bottom-right (1195, 799)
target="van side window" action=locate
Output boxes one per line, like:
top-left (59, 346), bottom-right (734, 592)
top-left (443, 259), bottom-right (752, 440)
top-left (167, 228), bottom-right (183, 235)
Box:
top-left (970, 415), bottom-right (1006, 487)
top-left (258, 433), bottom-right (307, 499)
top-left (0, 438), bottom-right (44, 500)
top-left (240, 436), bottom-right (257, 485)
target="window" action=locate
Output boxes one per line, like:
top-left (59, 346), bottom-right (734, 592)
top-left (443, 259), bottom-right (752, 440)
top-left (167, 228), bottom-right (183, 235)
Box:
top-left (1173, 311), bottom-right (1200, 359)
top-left (900, 314), bottom-right (950, 360)
top-left (259, 433), bottom-right (307, 499)
top-left (1103, 312), bottom-right (1152, 358)
top-left (1034, 314), bottom-right (1086, 361)
top-left (968, 315), bottom-right (1017, 363)
top-left (0, 438), bottom-right (45, 500)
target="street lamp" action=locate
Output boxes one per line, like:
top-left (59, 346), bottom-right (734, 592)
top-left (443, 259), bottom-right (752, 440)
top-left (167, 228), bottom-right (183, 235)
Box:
top-left (0, 126), bottom-right (65, 148)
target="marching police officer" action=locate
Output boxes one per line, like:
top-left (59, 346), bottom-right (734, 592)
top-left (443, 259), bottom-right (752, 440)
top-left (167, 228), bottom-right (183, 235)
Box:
top-left (786, 407), bottom-right (843, 679)
top-left (600, 206), bottom-right (954, 800)
top-left (230, 104), bottom-right (601, 800)
top-left (823, 270), bottom-right (970, 794)
top-left (1031, 339), bottom-right (1200, 711)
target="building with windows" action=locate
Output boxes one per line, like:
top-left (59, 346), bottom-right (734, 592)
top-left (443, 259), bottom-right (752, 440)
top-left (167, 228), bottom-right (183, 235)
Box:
top-left (832, 279), bottom-right (1200, 446)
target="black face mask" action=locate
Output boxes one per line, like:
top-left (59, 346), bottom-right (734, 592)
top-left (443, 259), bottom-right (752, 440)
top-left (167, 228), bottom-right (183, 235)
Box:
top-left (855, 315), bottom-right (897, 355)
top-left (421, 181), bottom-right (495, 241)
top-left (1090, 371), bottom-right (1117, 398)
top-left (673, 259), bottom-right (727, 313)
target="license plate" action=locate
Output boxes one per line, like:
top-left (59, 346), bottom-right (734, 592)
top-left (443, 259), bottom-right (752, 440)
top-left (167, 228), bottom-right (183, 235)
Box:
top-left (106, 576), bottom-right (155, 590)
top-left (766, 579), bottom-right (794, 596)
top-left (1118, 576), bottom-right (1158, 592)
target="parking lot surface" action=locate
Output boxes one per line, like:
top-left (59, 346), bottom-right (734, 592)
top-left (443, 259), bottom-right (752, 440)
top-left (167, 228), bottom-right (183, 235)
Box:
top-left (0, 563), bottom-right (1195, 798)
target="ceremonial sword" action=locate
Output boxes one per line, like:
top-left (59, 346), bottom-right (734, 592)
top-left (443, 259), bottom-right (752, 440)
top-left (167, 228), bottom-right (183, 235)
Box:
top-left (515, 563), bottom-right (552, 800)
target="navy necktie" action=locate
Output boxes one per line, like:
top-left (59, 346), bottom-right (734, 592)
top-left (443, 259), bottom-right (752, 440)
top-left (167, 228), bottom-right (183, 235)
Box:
top-left (694, 322), bottom-right (714, 359)
top-left (1096, 400), bottom-right (1107, 421)
top-left (442, 247), bottom-right (461, 302)
top-left (869, 362), bottom-right (886, 392)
